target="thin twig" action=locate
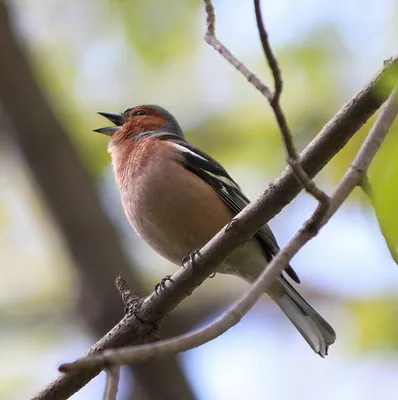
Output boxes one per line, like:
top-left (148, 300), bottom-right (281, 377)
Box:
top-left (253, 0), bottom-right (282, 101)
top-left (203, 0), bottom-right (272, 100)
top-left (361, 176), bottom-right (398, 265)
top-left (253, 0), bottom-right (329, 204)
top-left (353, 89), bottom-right (398, 172)
top-left (103, 367), bottom-right (120, 400)
top-left (205, 0), bottom-right (329, 205)
top-left (34, 55), bottom-right (398, 400)
top-left (115, 275), bottom-right (142, 315)
top-left (58, 90), bottom-right (398, 371)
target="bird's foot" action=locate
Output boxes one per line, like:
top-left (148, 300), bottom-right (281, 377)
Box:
top-left (155, 275), bottom-right (174, 295)
top-left (181, 249), bottom-right (200, 269)
top-left (181, 249), bottom-right (201, 277)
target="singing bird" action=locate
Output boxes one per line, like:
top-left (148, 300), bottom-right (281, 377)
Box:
top-left (95, 105), bottom-right (336, 356)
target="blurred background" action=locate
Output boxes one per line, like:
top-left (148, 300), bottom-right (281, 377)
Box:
top-left (1, 0), bottom-right (398, 399)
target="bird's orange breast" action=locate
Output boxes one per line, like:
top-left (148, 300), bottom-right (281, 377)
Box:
top-left (115, 139), bottom-right (234, 265)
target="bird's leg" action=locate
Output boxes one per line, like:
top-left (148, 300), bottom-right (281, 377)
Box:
top-left (154, 275), bottom-right (174, 295)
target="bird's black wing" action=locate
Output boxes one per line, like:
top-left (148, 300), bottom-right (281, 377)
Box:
top-left (168, 139), bottom-right (300, 284)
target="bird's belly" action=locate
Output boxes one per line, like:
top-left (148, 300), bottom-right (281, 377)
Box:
top-left (122, 162), bottom-right (234, 265)
top-left (222, 239), bottom-right (268, 282)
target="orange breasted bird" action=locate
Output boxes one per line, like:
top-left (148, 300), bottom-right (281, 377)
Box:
top-left (95, 105), bottom-right (336, 356)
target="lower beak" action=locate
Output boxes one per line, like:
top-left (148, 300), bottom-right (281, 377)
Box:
top-left (94, 112), bottom-right (125, 136)
top-left (93, 126), bottom-right (121, 136)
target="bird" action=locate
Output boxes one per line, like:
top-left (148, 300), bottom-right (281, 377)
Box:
top-left (95, 104), bottom-right (336, 357)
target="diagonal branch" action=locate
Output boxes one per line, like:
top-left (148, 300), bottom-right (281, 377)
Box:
top-left (32, 55), bottom-right (398, 399)
top-left (56, 88), bottom-right (398, 372)
top-left (103, 367), bottom-right (120, 400)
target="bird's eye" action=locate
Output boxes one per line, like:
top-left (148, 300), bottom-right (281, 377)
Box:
top-left (134, 110), bottom-right (147, 116)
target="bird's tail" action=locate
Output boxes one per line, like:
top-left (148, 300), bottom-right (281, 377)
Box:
top-left (270, 277), bottom-right (336, 357)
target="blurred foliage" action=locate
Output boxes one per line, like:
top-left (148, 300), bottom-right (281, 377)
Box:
top-left (28, 47), bottom-right (111, 175)
top-left (2, 2), bottom-right (398, 399)
top-left (371, 118), bottom-right (398, 252)
top-left (0, 375), bottom-right (31, 400)
top-left (112, 0), bottom-right (200, 65)
top-left (350, 298), bottom-right (398, 352)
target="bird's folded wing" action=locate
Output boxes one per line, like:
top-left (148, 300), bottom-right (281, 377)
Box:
top-left (167, 139), bottom-right (300, 284)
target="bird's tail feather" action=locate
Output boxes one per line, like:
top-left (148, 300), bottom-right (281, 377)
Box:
top-left (271, 277), bottom-right (336, 357)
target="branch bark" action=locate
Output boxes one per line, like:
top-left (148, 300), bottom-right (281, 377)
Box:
top-left (103, 367), bottom-right (120, 400)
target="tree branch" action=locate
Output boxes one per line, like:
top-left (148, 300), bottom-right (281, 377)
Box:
top-left (103, 367), bottom-right (120, 400)
top-left (253, 0), bottom-right (282, 100)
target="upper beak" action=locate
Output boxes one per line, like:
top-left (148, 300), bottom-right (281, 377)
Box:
top-left (94, 112), bottom-right (125, 136)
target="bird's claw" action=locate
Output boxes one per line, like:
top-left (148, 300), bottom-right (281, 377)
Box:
top-left (181, 249), bottom-right (201, 277)
top-left (155, 275), bottom-right (174, 295)
top-left (209, 272), bottom-right (216, 278)
top-left (181, 249), bottom-right (200, 268)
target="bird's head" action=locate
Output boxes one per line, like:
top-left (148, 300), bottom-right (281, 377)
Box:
top-left (95, 105), bottom-right (184, 149)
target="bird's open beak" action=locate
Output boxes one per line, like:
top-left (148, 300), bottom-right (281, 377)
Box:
top-left (94, 112), bottom-right (125, 136)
